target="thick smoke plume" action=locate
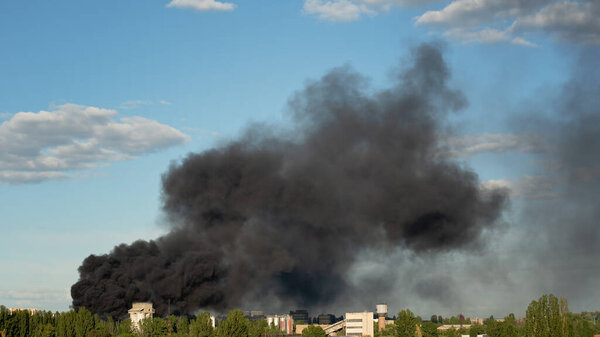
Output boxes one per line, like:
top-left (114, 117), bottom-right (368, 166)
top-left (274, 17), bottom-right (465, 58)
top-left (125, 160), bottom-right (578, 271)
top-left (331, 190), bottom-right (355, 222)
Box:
top-left (71, 43), bottom-right (507, 318)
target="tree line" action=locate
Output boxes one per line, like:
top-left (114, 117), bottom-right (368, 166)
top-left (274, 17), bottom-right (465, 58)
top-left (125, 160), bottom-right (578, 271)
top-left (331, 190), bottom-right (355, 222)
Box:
top-left (1, 294), bottom-right (599, 337)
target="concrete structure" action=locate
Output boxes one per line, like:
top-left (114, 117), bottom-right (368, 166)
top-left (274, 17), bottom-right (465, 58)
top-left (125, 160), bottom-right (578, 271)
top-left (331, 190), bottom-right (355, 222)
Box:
top-left (128, 302), bottom-right (155, 331)
top-left (266, 314), bottom-right (294, 334)
top-left (470, 318), bottom-right (485, 325)
top-left (345, 312), bottom-right (374, 337)
top-left (324, 319), bottom-right (347, 335)
top-left (9, 308), bottom-right (39, 315)
top-left (376, 304), bottom-right (387, 332)
top-left (438, 324), bottom-right (471, 331)
top-left (296, 324), bottom-right (330, 334)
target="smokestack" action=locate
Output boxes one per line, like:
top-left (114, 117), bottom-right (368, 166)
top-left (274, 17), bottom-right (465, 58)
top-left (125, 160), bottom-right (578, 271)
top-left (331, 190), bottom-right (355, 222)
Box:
top-left (70, 43), bottom-right (508, 318)
top-left (376, 304), bottom-right (387, 332)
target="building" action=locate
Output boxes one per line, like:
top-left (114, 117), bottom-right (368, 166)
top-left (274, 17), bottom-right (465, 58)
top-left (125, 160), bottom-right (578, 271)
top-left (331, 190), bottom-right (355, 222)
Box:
top-left (9, 308), bottom-right (39, 315)
top-left (470, 318), bottom-right (485, 325)
top-left (318, 314), bottom-right (336, 325)
top-left (266, 314), bottom-right (294, 334)
top-left (290, 309), bottom-right (310, 324)
top-left (438, 324), bottom-right (472, 331)
top-left (128, 302), bottom-right (155, 331)
top-left (345, 312), bottom-right (374, 337)
top-left (244, 311), bottom-right (265, 321)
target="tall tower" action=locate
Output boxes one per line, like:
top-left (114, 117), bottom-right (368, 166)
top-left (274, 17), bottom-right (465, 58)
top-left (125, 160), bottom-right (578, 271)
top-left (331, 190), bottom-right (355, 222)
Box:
top-left (376, 304), bottom-right (388, 332)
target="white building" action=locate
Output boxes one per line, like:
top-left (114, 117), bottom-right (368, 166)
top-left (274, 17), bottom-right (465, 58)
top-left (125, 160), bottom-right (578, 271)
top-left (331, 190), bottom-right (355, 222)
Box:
top-left (128, 302), bottom-right (155, 331)
top-left (345, 312), bottom-right (374, 337)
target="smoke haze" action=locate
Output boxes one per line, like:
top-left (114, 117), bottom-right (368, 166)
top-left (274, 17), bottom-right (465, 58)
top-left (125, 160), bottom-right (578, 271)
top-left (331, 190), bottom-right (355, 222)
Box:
top-left (71, 43), bottom-right (508, 318)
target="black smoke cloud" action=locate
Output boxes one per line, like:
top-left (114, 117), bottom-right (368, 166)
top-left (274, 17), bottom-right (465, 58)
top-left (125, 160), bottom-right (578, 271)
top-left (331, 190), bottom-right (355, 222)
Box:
top-left (71, 43), bottom-right (507, 318)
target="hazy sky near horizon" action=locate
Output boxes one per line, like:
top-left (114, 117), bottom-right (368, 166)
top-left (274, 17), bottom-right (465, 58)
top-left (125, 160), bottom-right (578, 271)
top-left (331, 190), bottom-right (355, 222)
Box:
top-left (1, 0), bottom-right (599, 318)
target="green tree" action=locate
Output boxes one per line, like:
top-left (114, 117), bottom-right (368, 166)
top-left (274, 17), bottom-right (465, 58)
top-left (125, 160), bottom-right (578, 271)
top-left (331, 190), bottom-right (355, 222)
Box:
top-left (469, 323), bottom-right (485, 337)
top-left (74, 308), bottom-right (94, 337)
top-left (116, 319), bottom-right (132, 335)
top-left (33, 323), bottom-right (55, 337)
top-left (176, 316), bottom-right (190, 336)
top-left (395, 309), bottom-right (417, 337)
top-left (444, 328), bottom-right (459, 337)
top-left (215, 310), bottom-right (248, 337)
top-left (431, 316), bottom-right (438, 324)
top-left (248, 319), bottom-right (269, 337)
top-left (420, 322), bottom-right (438, 337)
top-left (139, 317), bottom-right (168, 337)
top-left (302, 325), bottom-right (326, 337)
top-left (190, 312), bottom-right (214, 337)
top-left (525, 294), bottom-right (569, 337)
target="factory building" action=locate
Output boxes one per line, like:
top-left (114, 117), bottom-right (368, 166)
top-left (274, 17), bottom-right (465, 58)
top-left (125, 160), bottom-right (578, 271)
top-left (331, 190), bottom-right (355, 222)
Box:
top-left (317, 314), bottom-right (337, 325)
top-left (290, 309), bottom-right (309, 324)
top-left (266, 314), bottom-right (294, 334)
top-left (243, 311), bottom-right (265, 321)
top-left (345, 311), bottom-right (374, 337)
top-left (128, 302), bottom-right (155, 331)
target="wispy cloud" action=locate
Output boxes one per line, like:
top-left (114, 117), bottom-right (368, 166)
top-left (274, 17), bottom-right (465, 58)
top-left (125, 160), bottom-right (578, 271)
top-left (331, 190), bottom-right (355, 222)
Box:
top-left (167, 0), bottom-right (236, 11)
top-left (0, 104), bottom-right (189, 184)
top-left (416, 0), bottom-right (600, 46)
top-left (118, 100), bottom-right (153, 110)
top-left (303, 0), bottom-right (439, 22)
top-left (444, 133), bottom-right (552, 157)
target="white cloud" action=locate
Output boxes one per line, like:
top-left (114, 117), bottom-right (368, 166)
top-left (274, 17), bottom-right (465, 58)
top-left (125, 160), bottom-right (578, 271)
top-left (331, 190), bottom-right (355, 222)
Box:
top-left (511, 1), bottom-right (600, 45)
top-left (444, 27), bottom-right (509, 44)
top-left (303, 0), bottom-right (439, 22)
top-left (416, 0), bottom-right (600, 45)
top-left (167, 0), bottom-right (236, 11)
top-left (511, 36), bottom-right (538, 47)
top-left (0, 104), bottom-right (189, 184)
top-left (445, 133), bottom-right (551, 157)
top-left (118, 100), bottom-right (153, 110)
top-left (304, 0), bottom-right (367, 22)
top-left (481, 175), bottom-right (560, 199)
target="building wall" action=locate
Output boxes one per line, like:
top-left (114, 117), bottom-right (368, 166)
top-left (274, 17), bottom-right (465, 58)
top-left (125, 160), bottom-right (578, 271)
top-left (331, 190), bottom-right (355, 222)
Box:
top-left (345, 312), bottom-right (374, 337)
top-left (128, 302), bottom-right (155, 331)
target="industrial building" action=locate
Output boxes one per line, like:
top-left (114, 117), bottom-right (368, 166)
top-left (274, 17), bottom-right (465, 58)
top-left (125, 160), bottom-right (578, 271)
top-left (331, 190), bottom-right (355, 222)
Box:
top-left (289, 309), bottom-right (309, 324)
top-left (266, 314), bottom-right (294, 334)
top-left (128, 302), bottom-right (155, 331)
top-left (345, 311), bottom-right (374, 337)
top-left (317, 314), bottom-right (337, 325)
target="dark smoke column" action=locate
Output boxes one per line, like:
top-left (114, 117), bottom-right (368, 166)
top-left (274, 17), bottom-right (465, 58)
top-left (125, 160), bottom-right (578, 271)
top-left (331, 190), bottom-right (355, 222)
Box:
top-left (71, 43), bottom-right (507, 318)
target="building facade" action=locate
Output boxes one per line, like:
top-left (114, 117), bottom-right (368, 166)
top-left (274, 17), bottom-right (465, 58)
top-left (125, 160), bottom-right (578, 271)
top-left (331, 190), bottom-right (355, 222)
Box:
top-left (128, 302), bottom-right (155, 331)
top-left (345, 312), bottom-right (374, 337)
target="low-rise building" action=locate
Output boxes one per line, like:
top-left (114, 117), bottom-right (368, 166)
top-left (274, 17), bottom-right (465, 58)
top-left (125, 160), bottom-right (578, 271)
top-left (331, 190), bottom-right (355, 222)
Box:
top-left (438, 324), bottom-right (471, 331)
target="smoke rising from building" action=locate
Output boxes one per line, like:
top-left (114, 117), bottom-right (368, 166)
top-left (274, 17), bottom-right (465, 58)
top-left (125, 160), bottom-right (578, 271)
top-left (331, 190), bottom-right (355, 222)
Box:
top-left (71, 43), bottom-right (508, 318)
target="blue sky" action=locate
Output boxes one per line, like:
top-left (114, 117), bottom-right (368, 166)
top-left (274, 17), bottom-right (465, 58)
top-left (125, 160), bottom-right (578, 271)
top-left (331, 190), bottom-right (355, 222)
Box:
top-left (1, 0), bottom-right (599, 316)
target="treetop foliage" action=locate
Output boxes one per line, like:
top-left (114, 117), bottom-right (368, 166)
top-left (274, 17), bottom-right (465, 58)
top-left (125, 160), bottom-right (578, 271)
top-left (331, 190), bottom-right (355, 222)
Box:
top-left (1, 294), bottom-right (599, 337)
